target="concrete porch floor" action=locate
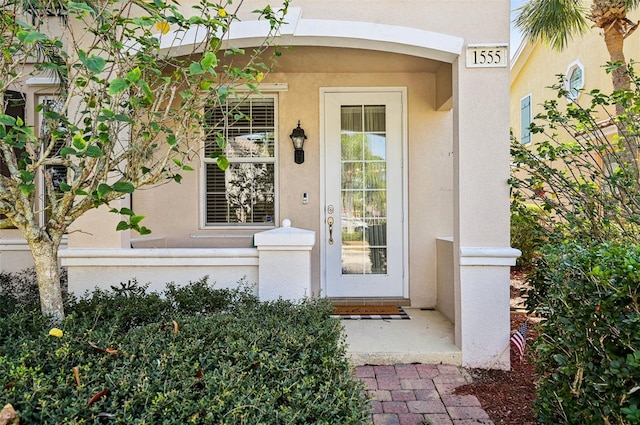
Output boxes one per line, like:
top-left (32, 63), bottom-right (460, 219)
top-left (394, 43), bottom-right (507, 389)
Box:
top-left (340, 308), bottom-right (462, 366)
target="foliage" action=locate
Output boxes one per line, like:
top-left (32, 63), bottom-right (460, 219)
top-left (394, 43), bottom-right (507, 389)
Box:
top-left (0, 0), bottom-right (290, 320)
top-left (0, 267), bottom-right (67, 313)
top-left (68, 276), bottom-right (257, 331)
top-left (0, 279), bottom-right (369, 424)
top-left (510, 203), bottom-right (548, 268)
top-left (510, 63), bottom-right (640, 244)
top-left (525, 242), bottom-right (640, 424)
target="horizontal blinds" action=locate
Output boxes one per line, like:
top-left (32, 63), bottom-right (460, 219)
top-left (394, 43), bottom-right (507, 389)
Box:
top-left (204, 98), bottom-right (275, 158)
top-left (204, 96), bottom-right (276, 226)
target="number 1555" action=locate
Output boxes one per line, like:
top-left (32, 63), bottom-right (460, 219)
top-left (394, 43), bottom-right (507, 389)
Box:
top-left (466, 46), bottom-right (508, 67)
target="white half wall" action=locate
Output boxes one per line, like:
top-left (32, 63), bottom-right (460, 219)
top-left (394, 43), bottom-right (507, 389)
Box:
top-left (60, 248), bottom-right (259, 295)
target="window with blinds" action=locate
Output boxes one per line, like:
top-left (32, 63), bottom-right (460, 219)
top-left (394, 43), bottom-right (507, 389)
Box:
top-left (203, 96), bottom-right (276, 226)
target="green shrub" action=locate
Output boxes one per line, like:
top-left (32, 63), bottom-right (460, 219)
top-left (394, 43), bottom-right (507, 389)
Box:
top-left (0, 280), bottom-right (369, 424)
top-left (510, 204), bottom-right (548, 268)
top-left (68, 276), bottom-right (257, 331)
top-left (526, 242), bottom-right (640, 424)
top-left (0, 268), bottom-right (68, 314)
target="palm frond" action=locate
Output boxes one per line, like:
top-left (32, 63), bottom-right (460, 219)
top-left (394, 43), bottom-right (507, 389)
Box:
top-left (626, 0), bottom-right (640, 10)
top-left (515, 0), bottom-right (590, 51)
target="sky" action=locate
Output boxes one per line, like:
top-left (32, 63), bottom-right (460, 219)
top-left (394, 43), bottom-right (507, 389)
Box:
top-left (510, 0), bottom-right (527, 57)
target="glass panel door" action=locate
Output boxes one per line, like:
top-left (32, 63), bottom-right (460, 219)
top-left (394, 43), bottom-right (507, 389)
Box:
top-left (323, 90), bottom-right (405, 298)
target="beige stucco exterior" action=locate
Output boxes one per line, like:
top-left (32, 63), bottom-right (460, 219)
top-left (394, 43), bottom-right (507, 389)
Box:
top-left (1, 0), bottom-right (518, 369)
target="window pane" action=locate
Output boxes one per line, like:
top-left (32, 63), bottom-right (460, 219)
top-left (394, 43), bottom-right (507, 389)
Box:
top-left (342, 162), bottom-right (363, 190)
top-left (204, 98), bottom-right (275, 158)
top-left (569, 67), bottom-right (583, 99)
top-left (364, 105), bottom-right (385, 132)
top-left (341, 132), bottom-right (363, 161)
top-left (365, 133), bottom-right (386, 160)
top-left (205, 163), bottom-right (275, 225)
top-left (226, 132), bottom-right (274, 158)
top-left (341, 106), bottom-right (362, 132)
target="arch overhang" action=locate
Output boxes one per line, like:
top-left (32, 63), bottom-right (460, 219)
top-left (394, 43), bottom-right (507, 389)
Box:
top-left (159, 7), bottom-right (463, 64)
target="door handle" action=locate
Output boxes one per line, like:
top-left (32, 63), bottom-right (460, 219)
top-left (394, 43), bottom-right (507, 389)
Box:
top-left (327, 216), bottom-right (334, 245)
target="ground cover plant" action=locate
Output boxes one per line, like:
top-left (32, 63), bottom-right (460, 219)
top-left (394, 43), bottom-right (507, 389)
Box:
top-left (0, 276), bottom-right (369, 424)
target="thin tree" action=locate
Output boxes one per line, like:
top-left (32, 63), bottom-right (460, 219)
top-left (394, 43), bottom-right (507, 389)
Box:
top-left (0, 0), bottom-right (289, 322)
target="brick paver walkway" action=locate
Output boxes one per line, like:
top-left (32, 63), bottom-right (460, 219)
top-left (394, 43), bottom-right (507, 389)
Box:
top-left (355, 364), bottom-right (494, 425)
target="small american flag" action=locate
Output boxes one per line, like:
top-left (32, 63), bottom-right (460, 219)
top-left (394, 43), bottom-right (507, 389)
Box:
top-left (510, 321), bottom-right (529, 360)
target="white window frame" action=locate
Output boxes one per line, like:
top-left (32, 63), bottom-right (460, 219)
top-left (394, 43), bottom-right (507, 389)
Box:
top-left (200, 94), bottom-right (279, 229)
top-left (565, 60), bottom-right (585, 101)
top-left (520, 94), bottom-right (532, 145)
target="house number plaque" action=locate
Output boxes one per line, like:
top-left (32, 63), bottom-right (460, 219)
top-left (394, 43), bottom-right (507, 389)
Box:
top-left (466, 44), bottom-right (508, 68)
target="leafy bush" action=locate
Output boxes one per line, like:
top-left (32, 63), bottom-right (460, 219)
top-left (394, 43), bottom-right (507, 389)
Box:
top-left (0, 280), bottom-right (369, 424)
top-left (510, 204), bottom-right (548, 268)
top-left (526, 242), bottom-right (640, 424)
top-left (0, 268), bottom-right (68, 314)
top-left (67, 277), bottom-right (257, 331)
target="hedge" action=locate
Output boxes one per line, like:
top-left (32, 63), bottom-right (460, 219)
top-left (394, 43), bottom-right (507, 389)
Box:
top-left (0, 278), bottom-right (369, 424)
top-left (526, 242), bottom-right (640, 424)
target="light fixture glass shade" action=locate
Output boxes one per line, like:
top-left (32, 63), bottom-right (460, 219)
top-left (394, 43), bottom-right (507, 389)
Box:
top-left (292, 136), bottom-right (305, 149)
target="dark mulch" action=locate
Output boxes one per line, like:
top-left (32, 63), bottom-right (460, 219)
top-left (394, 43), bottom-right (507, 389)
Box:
top-left (455, 269), bottom-right (540, 424)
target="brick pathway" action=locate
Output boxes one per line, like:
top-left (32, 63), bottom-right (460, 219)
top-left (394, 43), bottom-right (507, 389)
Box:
top-left (355, 364), bottom-right (494, 425)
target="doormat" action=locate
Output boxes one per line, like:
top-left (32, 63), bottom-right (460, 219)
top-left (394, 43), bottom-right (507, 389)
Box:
top-left (331, 305), bottom-right (410, 320)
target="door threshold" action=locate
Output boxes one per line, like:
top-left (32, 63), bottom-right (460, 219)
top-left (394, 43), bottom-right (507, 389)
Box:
top-left (329, 298), bottom-right (411, 307)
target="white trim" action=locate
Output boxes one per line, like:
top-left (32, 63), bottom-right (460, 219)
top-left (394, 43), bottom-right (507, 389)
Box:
top-left (157, 8), bottom-right (463, 63)
top-left (189, 233), bottom-right (253, 239)
top-left (59, 248), bottom-right (258, 266)
top-left (26, 77), bottom-right (60, 86)
top-left (0, 239), bottom-right (31, 251)
top-left (459, 246), bottom-right (521, 266)
top-left (0, 237), bottom-right (68, 251)
top-left (319, 87), bottom-right (409, 299)
top-left (236, 83), bottom-right (288, 92)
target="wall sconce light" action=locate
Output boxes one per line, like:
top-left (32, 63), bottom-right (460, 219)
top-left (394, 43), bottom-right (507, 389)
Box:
top-left (289, 120), bottom-right (307, 164)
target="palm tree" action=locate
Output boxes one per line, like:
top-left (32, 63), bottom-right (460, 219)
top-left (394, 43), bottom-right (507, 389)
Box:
top-left (515, 0), bottom-right (639, 92)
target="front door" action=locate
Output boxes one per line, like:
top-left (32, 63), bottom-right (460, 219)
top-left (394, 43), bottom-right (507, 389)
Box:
top-left (323, 90), bottom-right (405, 298)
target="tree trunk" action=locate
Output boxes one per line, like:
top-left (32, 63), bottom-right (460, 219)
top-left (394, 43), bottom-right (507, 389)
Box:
top-left (30, 240), bottom-right (64, 323)
top-left (602, 22), bottom-right (630, 93)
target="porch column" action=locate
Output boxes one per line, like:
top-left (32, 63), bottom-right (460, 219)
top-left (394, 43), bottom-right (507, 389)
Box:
top-left (254, 219), bottom-right (316, 301)
top-left (452, 55), bottom-right (520, 370)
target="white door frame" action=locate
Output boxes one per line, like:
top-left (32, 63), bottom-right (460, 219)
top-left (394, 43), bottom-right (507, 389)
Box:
top-left (319, 87), bottom-right (409, 299)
